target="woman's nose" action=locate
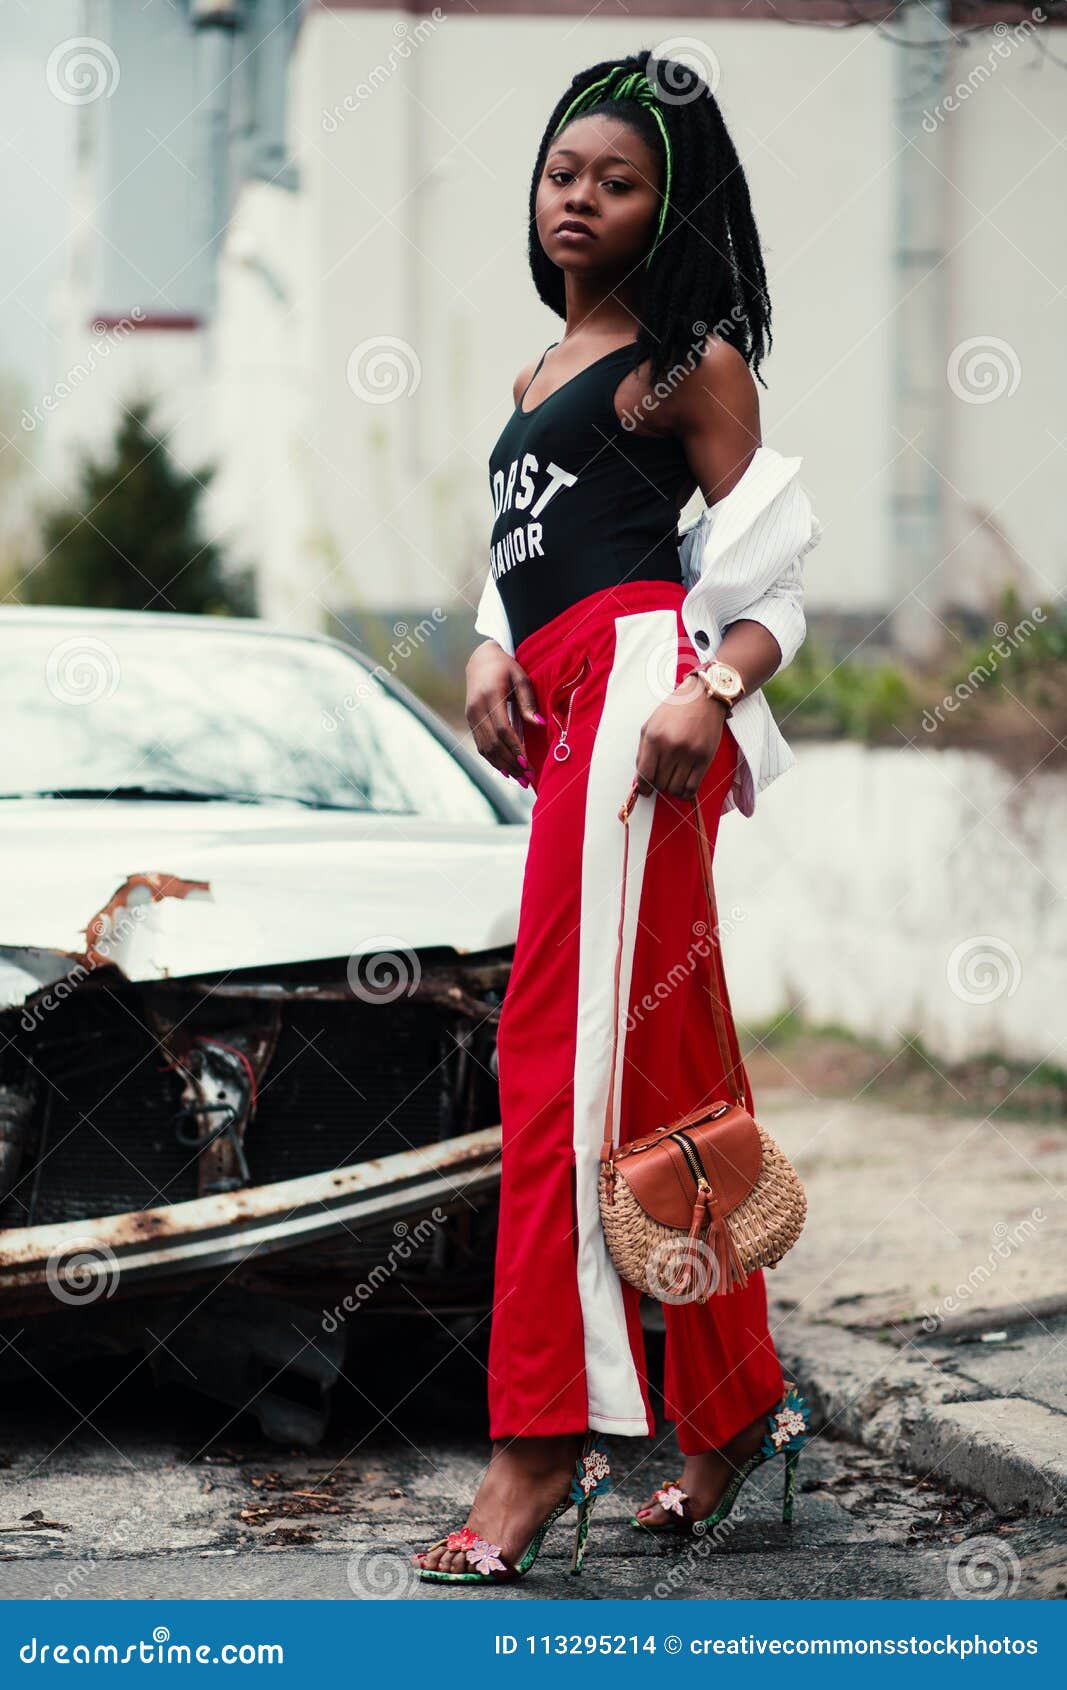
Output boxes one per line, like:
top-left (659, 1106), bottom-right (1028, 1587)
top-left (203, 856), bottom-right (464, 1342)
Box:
top-left (565, 179), bottom-right (596, 214)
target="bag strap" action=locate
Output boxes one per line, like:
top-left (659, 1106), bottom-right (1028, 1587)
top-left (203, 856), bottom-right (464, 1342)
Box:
top-left (600, 777), bottom-right (748, 1166)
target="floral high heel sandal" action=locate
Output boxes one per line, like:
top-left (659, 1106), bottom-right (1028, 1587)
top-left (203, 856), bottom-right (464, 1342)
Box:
top-left (416, 1435), bottom-right (612, 1585)
top-left (630, 1383), bottom-right (811, 1538)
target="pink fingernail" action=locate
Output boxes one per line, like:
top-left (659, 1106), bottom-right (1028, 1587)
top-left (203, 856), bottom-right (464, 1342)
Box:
top-left (533, 713), bottom-right (545, 725)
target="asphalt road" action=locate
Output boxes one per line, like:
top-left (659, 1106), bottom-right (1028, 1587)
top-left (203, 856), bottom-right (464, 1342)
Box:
top-left (1, 1317), bottom-right (1063, 1602)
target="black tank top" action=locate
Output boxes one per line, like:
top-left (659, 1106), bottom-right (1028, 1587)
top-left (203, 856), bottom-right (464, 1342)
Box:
top-left (487, 341), bottom-right (693, 649)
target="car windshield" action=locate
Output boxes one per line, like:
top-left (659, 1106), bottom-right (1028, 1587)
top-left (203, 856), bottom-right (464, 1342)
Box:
top-left (0, 624), bottom-right (498, 824)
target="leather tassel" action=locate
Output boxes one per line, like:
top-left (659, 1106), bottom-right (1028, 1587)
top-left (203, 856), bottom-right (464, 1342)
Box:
top-left (705, 1190), bottom-right (750, 1294)
top-left (668, 1187), bottom-right (711, 1297)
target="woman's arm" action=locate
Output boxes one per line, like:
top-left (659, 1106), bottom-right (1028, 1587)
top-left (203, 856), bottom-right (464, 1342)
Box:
top-left (465, 639), bottom-right (541, 786)
top-left (722, 552), bottom-right (806, 680)
top-left (633, 339), bottom-right (787, 799)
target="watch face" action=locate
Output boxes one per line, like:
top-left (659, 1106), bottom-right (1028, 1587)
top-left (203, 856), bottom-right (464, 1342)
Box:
top-left (708, 662), bottom-right (743, 698)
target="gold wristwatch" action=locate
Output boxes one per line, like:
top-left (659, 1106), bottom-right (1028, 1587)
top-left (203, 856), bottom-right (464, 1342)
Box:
top-left (690, 658), bottom-right (745, 715)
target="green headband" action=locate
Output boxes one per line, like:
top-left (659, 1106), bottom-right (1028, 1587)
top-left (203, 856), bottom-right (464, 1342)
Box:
top-left (552, 66), bottom-right (673, 268)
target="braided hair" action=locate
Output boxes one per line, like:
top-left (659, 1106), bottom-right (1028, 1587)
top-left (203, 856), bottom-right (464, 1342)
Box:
top-left (528, 49), bottom-right (771, 387)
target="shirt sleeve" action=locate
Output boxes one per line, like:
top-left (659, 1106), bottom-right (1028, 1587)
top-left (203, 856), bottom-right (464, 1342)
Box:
top-left (679, 449), bottom-right (821, 667)
top-left (677, 448), bottom-right (820, 820)
top-left (473, 568), bottom-right (515, 658)
top-left (721, 546), bottom-right (807, 679)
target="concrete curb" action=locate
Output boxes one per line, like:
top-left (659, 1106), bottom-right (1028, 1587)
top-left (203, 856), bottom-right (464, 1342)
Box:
top-left (771, 1306), bottom-right (1067, 1517)
top-left (909, 1399), bottom-right (1067, 1517)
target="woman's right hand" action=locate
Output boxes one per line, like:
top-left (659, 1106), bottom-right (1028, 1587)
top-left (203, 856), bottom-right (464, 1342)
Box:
top-left (465, 640), bottom-right (543, 785)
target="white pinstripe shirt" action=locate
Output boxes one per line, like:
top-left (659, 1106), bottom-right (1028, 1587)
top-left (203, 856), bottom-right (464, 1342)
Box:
top-left (474, 444), bottom-right (822, 818)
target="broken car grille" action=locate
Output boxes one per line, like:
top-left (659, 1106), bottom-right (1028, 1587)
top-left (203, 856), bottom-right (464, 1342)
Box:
top-left (1, 986), bottom-right (498, 1230)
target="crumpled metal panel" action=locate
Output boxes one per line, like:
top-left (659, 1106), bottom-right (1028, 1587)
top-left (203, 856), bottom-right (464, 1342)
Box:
top-left (0, 1125), bottom-right (502, 1315)
top-left (0, 803), bottom-right (528, 1007)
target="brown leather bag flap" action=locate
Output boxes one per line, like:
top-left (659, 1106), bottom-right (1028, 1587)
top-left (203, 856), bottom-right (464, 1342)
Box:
top-left (614, 1103), bottom-right (762, 1230)
top-left (685, 1105), bottom-right (763, 1211)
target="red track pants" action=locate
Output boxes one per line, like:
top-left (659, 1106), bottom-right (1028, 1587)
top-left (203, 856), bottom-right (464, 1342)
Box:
top-left (488, 579), bottom-right (784, 1453)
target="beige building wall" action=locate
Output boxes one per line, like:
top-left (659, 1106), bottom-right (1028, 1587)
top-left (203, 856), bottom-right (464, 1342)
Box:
top-left (948, 44), bottom-right (1066, 613)
top-left (209, 4), bottom-right (1063, 635)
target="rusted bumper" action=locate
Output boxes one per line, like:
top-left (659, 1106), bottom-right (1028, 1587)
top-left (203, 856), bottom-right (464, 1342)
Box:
top-left (0, 1125), bottom-right (501, 1315)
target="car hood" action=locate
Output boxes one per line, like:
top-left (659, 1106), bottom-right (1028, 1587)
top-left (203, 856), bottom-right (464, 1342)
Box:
top-left (0, 800), bottom-right (529, 1007)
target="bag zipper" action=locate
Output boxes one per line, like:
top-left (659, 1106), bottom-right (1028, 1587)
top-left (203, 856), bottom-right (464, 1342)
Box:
top-left (669, 1128), bottom-right (711, 1193)
top-left (549, 654), bottom-right (590, 763)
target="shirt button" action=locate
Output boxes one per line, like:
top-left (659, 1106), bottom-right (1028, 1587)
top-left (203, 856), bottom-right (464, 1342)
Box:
top-left (693, 629), bottom-right (710, 649)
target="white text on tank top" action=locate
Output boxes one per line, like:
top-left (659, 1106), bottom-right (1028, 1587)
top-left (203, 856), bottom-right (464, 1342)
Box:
top-left (489, 453), bottom-right (577, 581)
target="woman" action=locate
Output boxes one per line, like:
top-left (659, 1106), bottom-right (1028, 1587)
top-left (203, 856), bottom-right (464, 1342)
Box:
top-left (416, 49), bottom-right (820, 1585)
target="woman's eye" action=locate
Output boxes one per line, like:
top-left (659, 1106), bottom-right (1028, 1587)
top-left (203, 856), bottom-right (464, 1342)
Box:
top-left (547, 170), bottom-right (573, 185)
top-left (603, 179), bottom-right (632, 194)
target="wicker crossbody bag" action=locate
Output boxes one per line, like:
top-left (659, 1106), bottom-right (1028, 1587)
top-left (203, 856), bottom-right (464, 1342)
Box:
top-left (597, 779), bottom-right (807, 1304)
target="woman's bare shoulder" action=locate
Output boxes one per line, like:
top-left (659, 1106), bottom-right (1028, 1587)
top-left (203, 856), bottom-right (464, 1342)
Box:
top-left (511, 353), bottom-right (543, 407)
top-left (648, 336), bottom-right (760, 457)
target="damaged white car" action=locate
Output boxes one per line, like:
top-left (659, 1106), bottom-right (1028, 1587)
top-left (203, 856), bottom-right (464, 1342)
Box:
top-left (0, 608), bottom-right (528, 1441)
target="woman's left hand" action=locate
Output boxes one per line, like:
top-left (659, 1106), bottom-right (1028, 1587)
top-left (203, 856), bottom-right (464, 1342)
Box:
top-left (635, 673), bottom-right (729, 801)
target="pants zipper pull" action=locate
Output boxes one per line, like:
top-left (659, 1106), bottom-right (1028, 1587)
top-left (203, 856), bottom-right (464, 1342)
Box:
top-left (550, 657), bottom-right (589, 762)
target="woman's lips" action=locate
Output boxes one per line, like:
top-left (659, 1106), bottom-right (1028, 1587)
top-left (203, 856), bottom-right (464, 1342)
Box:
top-left (555, 223), bottom-right (596, 242)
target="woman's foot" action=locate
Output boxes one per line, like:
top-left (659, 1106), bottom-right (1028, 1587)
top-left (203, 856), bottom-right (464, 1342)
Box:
top-left (633, 1408), bottom-right (770, 1528)
top-left (414, 1434), bottom-right (585, 1574)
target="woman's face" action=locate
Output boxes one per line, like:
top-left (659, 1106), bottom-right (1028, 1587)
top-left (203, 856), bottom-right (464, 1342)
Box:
top-left (534, 112), bottom-right (662, 277)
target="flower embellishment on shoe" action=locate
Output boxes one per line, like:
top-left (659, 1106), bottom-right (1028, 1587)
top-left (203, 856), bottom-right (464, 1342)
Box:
top-left (442, 1527), bottom-right (507, 1576)
top-left (760, 1384), bottom-right (811, 1460)
top-left (653, 1482), bottom-right (688, 1518)
top-left (466, 1537), bottom-right (508, 1577)
top-left (569, 1437), bottom-right (612, 1505)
